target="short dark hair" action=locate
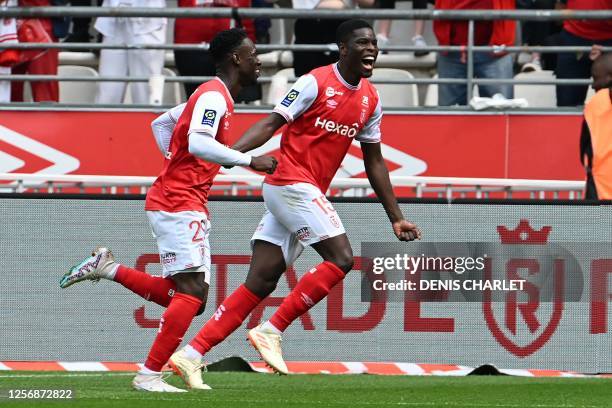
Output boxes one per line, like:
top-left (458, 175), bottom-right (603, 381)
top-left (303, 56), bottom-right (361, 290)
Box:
top-left (209, 28), bottom-right (248, 65)
top-left (335, 19), bottom-right (373, 45)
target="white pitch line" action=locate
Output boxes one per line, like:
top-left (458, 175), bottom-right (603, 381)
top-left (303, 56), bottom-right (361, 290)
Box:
top-left (0, 372), bottom-right (136, 378)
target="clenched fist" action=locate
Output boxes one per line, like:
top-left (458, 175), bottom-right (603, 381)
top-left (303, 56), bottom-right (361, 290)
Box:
top-left (392, 220), bottom-right (422, 242)
top-left (249, 155), bottom-right (278, 174)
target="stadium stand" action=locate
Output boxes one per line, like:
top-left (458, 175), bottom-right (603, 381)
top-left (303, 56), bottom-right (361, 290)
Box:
top-left (58, 65), bottom-right (98, 104)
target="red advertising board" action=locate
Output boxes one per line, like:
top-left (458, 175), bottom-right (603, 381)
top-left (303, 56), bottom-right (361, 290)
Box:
top-left (0, 111), bottom-right (585, 181)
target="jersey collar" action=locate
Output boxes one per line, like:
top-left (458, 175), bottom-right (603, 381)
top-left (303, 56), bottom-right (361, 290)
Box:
top-left (214, 77), bottom-right (235, 104)
top-left (333, 63), bottom-right (361, 91)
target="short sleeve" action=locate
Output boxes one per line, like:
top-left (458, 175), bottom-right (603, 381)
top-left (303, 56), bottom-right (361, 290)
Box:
top-left (356, 95), bottom-right (382, 143)
top-left (272, 74), bottom-right (318, 123)
top-left (189, 91), bottom-right (227, 139)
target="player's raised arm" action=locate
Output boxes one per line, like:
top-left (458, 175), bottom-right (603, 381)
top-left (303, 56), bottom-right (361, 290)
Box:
top-left (233, 74), bottom-right (318, 153)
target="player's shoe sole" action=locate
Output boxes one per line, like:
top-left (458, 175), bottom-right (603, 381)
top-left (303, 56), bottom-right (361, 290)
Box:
top-left (247, 325), bottom-right (289, 375)
top-left (60, 247), bottom-right (115, 288)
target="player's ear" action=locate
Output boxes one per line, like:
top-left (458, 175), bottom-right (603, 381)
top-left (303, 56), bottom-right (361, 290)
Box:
top-left (232, 52), bottom-right (240, 66)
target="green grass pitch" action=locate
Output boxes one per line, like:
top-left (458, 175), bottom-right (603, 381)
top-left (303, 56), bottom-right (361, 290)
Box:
top-left (0, 371), bottom-right (610, 408)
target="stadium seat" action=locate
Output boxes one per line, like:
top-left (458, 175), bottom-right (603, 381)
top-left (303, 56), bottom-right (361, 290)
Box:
top-left (265, 68), bottom-right (296, 105)
top-left (58, 65), bottom-right (99, 104)
top-left (425, 74), bottom-right (483, 106)
top-left (161, 67), bottom-right (183, 105)
top-left (370, 68), bottom-right (419, 107)
top-left (513, 70), bottom-right (556, 107)
top-left (424, 74), bottom-right (438, 106)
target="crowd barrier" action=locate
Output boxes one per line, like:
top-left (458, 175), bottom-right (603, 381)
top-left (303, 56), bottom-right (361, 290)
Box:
top-left (0, 196), bottom-right (610, 373)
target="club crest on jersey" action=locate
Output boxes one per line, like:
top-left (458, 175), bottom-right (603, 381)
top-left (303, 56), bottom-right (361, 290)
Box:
top-left (281, 89), bottom-right (299, 107)
top-left (202, 109), bottom-right (217, 127)
top-left (325, 87), bottom-right (335, 97)
top-left (362, 96), bottom-right (369, 106)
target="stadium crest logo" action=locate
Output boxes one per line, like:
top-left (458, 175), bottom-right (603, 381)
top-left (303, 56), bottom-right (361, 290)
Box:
top-left (483, 220), bottom-right (564, 358)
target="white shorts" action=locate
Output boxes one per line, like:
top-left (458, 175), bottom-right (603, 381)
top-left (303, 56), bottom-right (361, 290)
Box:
top-left (146, 210), bottom-right (211, 282)
top-left (251, 183), bottom-right (346, 266)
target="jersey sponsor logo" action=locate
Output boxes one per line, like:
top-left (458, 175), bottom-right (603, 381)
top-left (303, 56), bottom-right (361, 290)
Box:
top-left (314, 117), bottom-right (359, 138)
top-left (280, 89), bottom-right (299, 107)
top-left (201, 109), bottom-right (217, 127)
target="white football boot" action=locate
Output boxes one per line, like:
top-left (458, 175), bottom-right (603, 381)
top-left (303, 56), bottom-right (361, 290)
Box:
top-left (247, 324), bottom-right (289, 375)
top-left (168, 348), bottom-right (211, 390)
top-left (132, 372), bottom-right (187, 393)
top-left (60, 247), bottom-right (117, 288)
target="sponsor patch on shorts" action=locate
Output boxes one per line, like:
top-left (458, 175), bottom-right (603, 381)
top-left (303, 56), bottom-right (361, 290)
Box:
top-left (296, 226), bottom-right (311, 241)
top-left (280, 90), bottom-right (299, 107)
top-left (202, 109), bottom-right (217, 127)
top-left (161, 252), bottom-right (177, 265)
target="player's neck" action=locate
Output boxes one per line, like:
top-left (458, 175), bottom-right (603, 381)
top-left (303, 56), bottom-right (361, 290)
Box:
top-left (336, 60), bottom-right (360, 87)
top-left (216, 71), bottom-right (242, 99)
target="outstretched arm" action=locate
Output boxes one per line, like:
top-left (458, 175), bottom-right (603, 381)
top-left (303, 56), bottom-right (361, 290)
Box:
top-left (232, 112), bottom-right (287, 153)
top-left (362, 142), bottom-right (421, 241)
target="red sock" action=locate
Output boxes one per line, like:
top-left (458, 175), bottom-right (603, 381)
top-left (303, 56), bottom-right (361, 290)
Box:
top-left (144, 292), bottom-right (202, 372)
top-left (115, 265), bottom-right (176, 307)
top-left (189, 284), bottom-right (261, 355)
top-left (269, 261), bottom-right (345, 332)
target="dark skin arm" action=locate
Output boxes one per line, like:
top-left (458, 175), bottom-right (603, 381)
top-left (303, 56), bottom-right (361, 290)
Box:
top-left (362, 142), bottom-right (421, 241)
top-left (232, 112), bottom-right (287, 153)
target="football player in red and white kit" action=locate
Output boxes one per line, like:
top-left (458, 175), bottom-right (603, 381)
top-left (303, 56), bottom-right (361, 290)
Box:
top-left (169, 20), bottom-right (421, 386)
top-left (60, 29), bottom-right (277, 392)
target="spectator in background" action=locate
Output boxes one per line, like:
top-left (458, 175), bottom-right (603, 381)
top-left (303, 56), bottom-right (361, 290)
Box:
top-left (65, 0), bottom-right (102, 43)
top-left (11, 0), bottom-right (59, 102)
top-left (580, 53), bottom-right (612, 199)
top-left (517, 0), bottom-right (559, 72)
top-left (174, 0), bottom-right (259, 102)
top-left (376, 0), bottom-right (432, 56)
top-left (434, 0), bottom-right (516, 106)
top-left (0, 0), bottom-right (18, 103)
top-left (94, 0), bottom-right (167, 105)
top-left (556, 0), bottom-right (612, 106)
top-left (291, 0), bottom-right (375, 76)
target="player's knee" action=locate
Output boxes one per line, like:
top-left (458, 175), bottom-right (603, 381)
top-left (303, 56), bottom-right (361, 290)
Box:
top-left (246, 273), bottom-right (278, 297)
top-left (175, 276), bottom-right (208, 301)
top-left (329, 251), bottom-right (354, 274)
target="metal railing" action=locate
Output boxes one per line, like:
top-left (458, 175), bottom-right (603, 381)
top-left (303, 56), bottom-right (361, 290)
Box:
top-left (0, 7), bottom-right (611, 109)
top-left (0, 173), bottom-right (585, 200)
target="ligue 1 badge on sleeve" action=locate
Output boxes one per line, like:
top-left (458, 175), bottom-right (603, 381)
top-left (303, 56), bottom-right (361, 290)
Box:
top-left (281, 90), bottom-right (299, 107)
top-left (202, 109), bottom-right (217, 127)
